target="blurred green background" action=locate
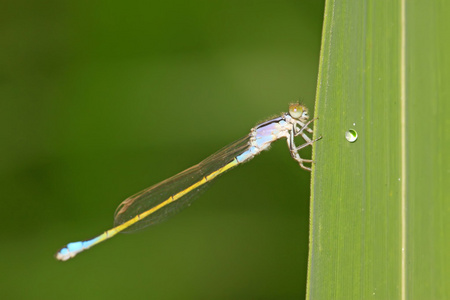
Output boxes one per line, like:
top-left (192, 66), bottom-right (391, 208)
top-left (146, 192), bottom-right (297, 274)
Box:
top-left (1, 1), bottom-right (323, 299)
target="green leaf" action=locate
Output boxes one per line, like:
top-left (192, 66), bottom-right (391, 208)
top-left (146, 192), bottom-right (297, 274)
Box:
top-left (308, 0), bottom-right (450, 299)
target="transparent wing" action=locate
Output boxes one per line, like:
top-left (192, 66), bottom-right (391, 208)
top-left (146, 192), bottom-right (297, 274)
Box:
top-left (113, 135), bottom-right (251, 233)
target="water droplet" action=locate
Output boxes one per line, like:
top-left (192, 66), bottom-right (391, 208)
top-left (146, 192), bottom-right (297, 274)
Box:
top-left (345, 129), bottom-right (358, 142)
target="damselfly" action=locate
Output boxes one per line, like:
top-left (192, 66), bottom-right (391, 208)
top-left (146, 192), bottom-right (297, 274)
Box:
top-left (56, 103), bottom-right (320, 261)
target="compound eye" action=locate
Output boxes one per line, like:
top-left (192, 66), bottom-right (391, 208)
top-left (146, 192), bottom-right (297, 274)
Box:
top-left (289, 103), bottom-right (308, 120)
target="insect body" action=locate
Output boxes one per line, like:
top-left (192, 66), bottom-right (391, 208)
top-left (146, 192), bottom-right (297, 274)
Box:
top-left (56, 103), bottom-right (320, 261)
